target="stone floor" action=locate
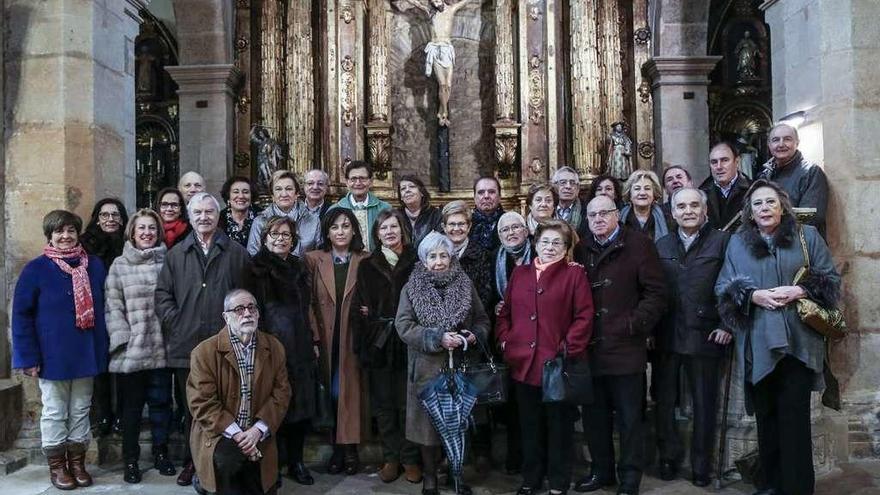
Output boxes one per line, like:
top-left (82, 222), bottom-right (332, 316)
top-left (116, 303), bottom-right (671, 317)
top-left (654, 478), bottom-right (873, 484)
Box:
top-left (2, 460), bottom-right (880, 495)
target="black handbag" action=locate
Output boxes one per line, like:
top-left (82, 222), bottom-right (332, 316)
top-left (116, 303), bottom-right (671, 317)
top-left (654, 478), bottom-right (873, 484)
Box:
top-left (459, 334), bottom-right (509, 405)
top-left (542, 343), bottom-right (593, 404)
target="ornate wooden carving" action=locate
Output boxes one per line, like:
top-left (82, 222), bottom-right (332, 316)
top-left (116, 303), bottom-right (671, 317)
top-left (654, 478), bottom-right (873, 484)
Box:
top-left (528, 54), bottom-right (545, 125)
top-left (340, 55), bottom-right (355, 127)
top-left (569, 1), bottom-right (602, 177)
top-left (259, 0), bottom-right (285, 134)
top-left (367, 0), bottom-right (389, 122)
top-left (599, 0), bottom-right (624, 125)
top-left (286, 0), bottom-right (315, 174)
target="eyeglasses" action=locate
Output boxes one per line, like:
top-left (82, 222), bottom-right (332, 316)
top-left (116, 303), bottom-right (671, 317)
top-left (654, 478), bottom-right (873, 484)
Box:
top-left (554, 179), bottom-right (578, 186)
top-left (445, 221), bottom-right (469, 229)
top-left (225, 304), bottom-right (259, 316)
top-left (99, 212), bottom-right (121, 219)
top-left (499, 224), bottom-right (525, 234)
top-left (159, 202), bottom-right (181, 210)
top-left (587, 209), bottom-right (618, 219)
top-left (268, 231), bottom-right (293, 241)
top-left (347, 176), bottom-right (370, 183)
top-left (537, 239), bottom-right (565, 248)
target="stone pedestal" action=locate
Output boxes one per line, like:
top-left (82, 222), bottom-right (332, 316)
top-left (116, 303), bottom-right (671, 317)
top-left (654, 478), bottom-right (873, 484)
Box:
top-left (762, 0), bottom-right (880, 461)
top-left (644, 56), bottom-right (720, 184)
top-left (166, 64), bottom-right (242, 197)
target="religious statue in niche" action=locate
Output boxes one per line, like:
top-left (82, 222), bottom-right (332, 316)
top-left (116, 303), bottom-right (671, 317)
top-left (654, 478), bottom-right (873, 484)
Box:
top-left (394, 0), bottom-right (474, 127)
top-left (250, 125), bottom-right (285, 195)
top-left (607, 122), bottom-right (633, 180)
top-left (734, 31), bottom-right (761, 82)
top-left (737, 133), bottom-right (759, 179)
top-left (136, 43), bottom-right (158, 95)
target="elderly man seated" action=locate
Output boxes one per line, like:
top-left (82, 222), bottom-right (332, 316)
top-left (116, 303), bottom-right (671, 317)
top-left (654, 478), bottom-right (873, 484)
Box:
top-left (187, 289), bottom-right (291, 495)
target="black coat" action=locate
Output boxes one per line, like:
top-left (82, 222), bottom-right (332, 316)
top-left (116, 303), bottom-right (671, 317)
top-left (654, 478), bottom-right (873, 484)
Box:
top-left (574, 227), bottom-right (667, 375)
top-left (655, 224), bottom-right (731, 357)
top-left (400, 206), bottom-right (443, 248)
top-left (699, 173), bottom-right (751, 231)
top-left (243, 247), bottom-right (316, 423)
top-left (350, 247), bottom-right (418, 370)
top-left (459, 241), bottom-right (496, 317)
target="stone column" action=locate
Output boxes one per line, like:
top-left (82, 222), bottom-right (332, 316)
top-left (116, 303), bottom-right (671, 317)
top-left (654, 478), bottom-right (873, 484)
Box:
top-left (166, 64), bottom-right (242, 196)
top-left (643, 56), bottom-right (719, 183)
top-left (762, 0), bottom-right (880, 462)
top-left (3, 0), bottom-right (145, 456)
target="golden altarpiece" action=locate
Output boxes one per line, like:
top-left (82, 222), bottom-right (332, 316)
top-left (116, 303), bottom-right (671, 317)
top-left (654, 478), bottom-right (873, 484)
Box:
top-left (232, 0), bottom-right (654, 205)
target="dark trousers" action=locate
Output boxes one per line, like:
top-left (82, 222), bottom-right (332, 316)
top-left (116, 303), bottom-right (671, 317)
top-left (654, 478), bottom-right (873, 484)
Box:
top-left (516, 381), bottom-right (575, 491)
top-left (655, 352), bottom-right (721, 477)
top-left (118, 369), bottom-right (173, 462)
top-left (370, 367), bottom-right (419, 464)
top-left (93, 371), bottom-right (122, 421)
top-left (278, 420), bottom-right (309, 465)
top-left (173, 368), bottom-right (193, 461)
top-left (213, 437), bottom-right (265, 495)
top-left (582, 373), bottom-right (645, 488)
top-left (753, 356), bottom-right (815, 495)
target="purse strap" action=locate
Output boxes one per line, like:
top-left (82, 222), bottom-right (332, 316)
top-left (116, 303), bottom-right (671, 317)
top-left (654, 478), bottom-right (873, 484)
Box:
top-left (798, 227), bottom-right (811, 270)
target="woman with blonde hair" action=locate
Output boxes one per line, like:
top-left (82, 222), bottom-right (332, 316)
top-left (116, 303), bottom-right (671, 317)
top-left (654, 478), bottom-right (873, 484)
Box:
top-left (620, 170), bottom-right (672, 241)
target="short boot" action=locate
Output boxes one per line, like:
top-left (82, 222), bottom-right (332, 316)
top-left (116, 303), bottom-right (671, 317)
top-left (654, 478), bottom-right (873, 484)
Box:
top-left (153, 444), bottom-right (176, 476)
top-left (379, 461), bottom-right (401, 483)
top-left (403, 463), bottom-right (423, 483)
top-left (66, 441), bottom-right (93, 487)
top-left (45, 445), bottom-right (76, 491)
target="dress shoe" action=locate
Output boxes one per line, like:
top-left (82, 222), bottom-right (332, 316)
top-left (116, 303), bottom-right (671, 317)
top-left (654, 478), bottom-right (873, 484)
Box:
top-left (327, 448), bottom-right (345, 474)
top-left (574, 473), bottom-right (615, 492)
top-left (289, 461), bottom-right (314, 485)
top-left (692, 474), bottom-right (711, 487)
top-left (550, 490), bottom-right (568, 495)
top-left (379, 461), bottom-right (401, 483)
top-left (658, 460), bottom-right (677, 481)
top-left (177, 460), bottom-right (195, 486)
top-left (403, 463), bottom-right (423, 483)
top-left (153, 444), bottom-right (176, 476)
top-left (343, 446), bottom-right (360, 475)
top-left (124, 462), bottom-right (142, 484)
top-left (517, 486), bottom-right (537, 495)
top-left (46, 447), bottom-right (76, 491)
top-left (66, 442), bottom-right (93, 487)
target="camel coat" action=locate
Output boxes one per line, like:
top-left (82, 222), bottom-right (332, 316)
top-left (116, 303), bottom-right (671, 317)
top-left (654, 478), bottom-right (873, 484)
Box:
top-left (304, 250), bottom-right (368, 444)
top-left (187, 328), bottom-right (291, 494)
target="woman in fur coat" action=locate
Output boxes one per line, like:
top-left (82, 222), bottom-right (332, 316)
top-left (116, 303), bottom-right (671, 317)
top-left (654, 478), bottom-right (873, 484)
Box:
top-left (716, 179), bottom-right (841, 495)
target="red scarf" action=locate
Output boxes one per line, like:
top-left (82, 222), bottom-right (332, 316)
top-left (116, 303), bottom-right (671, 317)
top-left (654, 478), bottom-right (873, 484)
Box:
top-left (164, 218), bottom-right (188, 248)
top-left (43, 245), bottom-right (95, 330)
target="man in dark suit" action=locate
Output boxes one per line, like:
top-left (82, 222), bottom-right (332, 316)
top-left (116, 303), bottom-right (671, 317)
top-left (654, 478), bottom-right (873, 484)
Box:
top-left (699, 142), bottom-right (751, 231)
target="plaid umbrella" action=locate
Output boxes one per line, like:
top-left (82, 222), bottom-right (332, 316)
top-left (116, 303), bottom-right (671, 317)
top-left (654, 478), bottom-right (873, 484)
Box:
top-left (418, 349), bottom-right (479, 494)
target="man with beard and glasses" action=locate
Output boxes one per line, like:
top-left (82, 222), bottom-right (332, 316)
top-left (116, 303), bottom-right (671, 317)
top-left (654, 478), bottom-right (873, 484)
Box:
top-left (156, 192), bottom-right (250, 486)
top-left (188, 289), bottom-right (291, 495)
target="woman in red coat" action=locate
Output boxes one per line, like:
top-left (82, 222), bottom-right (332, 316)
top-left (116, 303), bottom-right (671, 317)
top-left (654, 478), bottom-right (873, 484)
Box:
top-left (496, 219), bottom-right (594, 495)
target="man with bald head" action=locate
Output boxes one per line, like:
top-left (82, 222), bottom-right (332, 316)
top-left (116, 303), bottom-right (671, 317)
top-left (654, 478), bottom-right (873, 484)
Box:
top-left (654, 187), bottom-right (731, 486)
top-left (759, 123), bottom-right (828, 236)
top-left (573, 196), bottom-right (666, 495)
top-left (179, 171), bottom-right (206, 204)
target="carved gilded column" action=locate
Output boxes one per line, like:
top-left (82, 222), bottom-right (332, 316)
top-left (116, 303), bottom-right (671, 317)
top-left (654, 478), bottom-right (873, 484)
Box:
top-left (285, 0), bottom-right (315, 176)
top-left (569, 2), bottom-right (603, 177)
top-left (632, 0), bottom-right (654, 169)
top-left (599, 0), bottom-right (624, 126)
top-left (366, 0), bottom-right (392, 182)
top-left (492, 0), bottom-right (520, 181)
top-left (336, 0), bottom-right (366, 176)
top-left (259, 0), bottom-right (285, 138)
top-left (519, 0), bottom-right (549, 187)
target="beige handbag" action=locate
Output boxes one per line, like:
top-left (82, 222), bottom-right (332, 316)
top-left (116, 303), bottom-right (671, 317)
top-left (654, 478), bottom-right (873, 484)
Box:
top-left (793, 228), bottom-right (846, 341)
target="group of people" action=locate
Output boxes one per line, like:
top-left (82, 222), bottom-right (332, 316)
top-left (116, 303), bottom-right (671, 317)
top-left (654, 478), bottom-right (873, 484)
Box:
top-left (11, 122), bottom-right (839, 495)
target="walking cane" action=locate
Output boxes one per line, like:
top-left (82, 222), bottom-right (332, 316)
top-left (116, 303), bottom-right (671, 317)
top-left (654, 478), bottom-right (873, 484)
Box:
top-left (714, 344), bottom-right (734, 491)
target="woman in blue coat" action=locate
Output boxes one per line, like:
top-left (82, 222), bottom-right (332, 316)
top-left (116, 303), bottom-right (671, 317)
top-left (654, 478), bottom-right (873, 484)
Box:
top-left (12, 210), bottom-right (109, 491)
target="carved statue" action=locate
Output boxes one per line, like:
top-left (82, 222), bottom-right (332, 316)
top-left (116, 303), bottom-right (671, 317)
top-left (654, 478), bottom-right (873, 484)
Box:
top-left (250, 126), bottom-right (285, 194)
top-left (737, 133), bottom-right (758, 180)
top-left (394, 0), bottom-right (473, 127)
top-left (607, 122), bottom-right (632, 180)
top-left (734, 30), bottom-right (760, 81)
top-left (136, 45), bottom-right (158, 95)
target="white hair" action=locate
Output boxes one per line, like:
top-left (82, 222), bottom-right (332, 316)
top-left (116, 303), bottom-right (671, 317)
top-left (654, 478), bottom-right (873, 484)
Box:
top-left (552, 166), bottom-right (579, 182)
top-left (223, 288), bottom-right (256, 311)
top-left (670, 187), bottom-right (708, 210)
top-left (417, 232), bottom-right (454, 264)
top-left (305, 169), bottom-right (330, 184)
top-left (187, 192), bottom-right (221, 218)
top-left (496, 211), bottom-right (527, 234)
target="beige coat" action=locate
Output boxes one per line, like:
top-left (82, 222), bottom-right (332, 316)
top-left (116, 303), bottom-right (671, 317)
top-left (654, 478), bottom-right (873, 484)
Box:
top-left (187, 329), bottom-right (291, 494)
top-left (304, 250), bottom-right (368, 444)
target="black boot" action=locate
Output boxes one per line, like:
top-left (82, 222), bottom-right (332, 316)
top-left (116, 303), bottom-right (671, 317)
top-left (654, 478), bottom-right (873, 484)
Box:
top-left (153, 444), bottom-right (176, 476)
top-left (124, 461), bottom-right (141, 484)
top-left (289, 461), bottom-right (314, 485)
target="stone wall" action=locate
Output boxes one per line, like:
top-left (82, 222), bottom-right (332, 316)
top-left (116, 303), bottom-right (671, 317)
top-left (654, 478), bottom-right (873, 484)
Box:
top-left (762, 0), bottom-right (880, 459)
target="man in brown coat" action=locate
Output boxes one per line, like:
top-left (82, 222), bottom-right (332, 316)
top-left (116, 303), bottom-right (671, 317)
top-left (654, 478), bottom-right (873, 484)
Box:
top-left (573, 196), bottom-right (667, 495)
top-left (187, 289), bottom-right (291, 495)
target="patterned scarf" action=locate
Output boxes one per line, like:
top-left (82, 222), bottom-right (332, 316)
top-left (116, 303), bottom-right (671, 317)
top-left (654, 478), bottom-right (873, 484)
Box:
top-left (405, 262), bottom-right (473, 333)
top-left (495, 239), bottom-right (532, 299)
top-left (228, 329), bottom-right (257, 429)
top-left (43, 245), bottom-right (95, 330)
top-left (470, 207), bottom-right (504, 251)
